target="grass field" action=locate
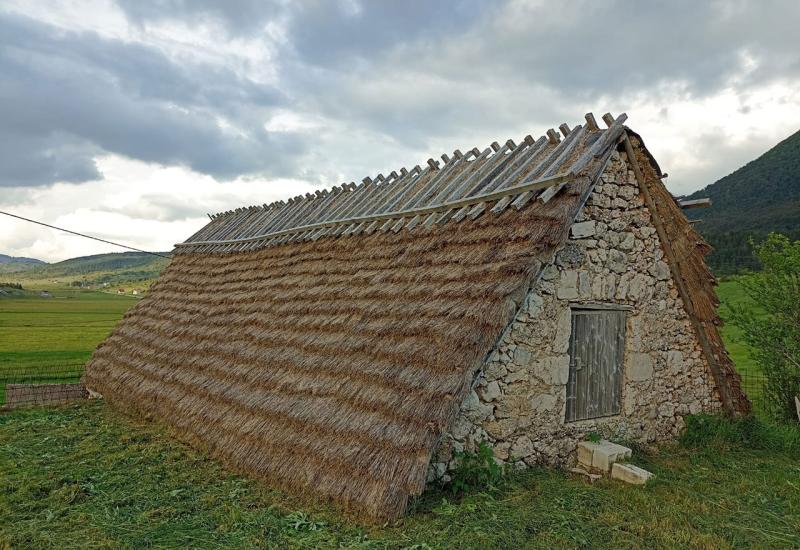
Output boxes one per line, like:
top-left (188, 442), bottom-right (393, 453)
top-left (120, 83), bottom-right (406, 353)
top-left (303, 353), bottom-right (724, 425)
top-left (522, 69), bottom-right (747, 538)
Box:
top-left (1, 277), bottom-right (788, 548)
top-left (1, 403), bottom-right (799, 549)
top-left (0, 288), bottom-right (137, 402)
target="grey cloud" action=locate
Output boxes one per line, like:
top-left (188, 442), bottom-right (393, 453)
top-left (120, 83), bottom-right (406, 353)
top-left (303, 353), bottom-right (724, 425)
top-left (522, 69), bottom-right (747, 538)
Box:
top-left (0, 12), bottom-right (301, 187)
top-left (116, 0), bottom-right (284, 36)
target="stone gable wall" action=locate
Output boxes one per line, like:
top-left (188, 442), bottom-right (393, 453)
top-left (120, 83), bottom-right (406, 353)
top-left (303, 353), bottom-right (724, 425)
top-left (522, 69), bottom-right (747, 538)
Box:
top-left (429, 150), bottom-right (722, 482)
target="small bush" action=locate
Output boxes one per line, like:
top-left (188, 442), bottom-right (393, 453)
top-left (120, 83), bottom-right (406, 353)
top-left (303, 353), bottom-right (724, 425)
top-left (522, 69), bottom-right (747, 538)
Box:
top-left (448, 442), bottom-right (505, 495)
top-left (729, 233), bottom-right (800, 423)
top-left (681, 414), bottom-right (800, 454)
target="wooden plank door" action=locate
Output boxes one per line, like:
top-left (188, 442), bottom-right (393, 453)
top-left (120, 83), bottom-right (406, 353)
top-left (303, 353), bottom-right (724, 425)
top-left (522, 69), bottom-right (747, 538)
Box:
top-left (565, 308), bottom-right (625, 422)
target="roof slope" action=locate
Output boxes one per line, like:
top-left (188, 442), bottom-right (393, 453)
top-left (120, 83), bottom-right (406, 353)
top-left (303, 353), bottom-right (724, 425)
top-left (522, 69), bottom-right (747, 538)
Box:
top-left (82, 114), bottom-right (630, 520)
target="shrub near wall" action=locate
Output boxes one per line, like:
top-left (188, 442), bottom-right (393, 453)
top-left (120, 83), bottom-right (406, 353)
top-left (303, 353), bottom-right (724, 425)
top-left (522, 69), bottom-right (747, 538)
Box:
top-left (729, 234), bottom-right (800, 423)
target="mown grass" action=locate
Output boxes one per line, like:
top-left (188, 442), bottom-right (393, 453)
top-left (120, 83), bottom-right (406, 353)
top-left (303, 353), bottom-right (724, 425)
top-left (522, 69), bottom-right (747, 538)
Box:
top-left (1, 402), bottom-right (799, 549)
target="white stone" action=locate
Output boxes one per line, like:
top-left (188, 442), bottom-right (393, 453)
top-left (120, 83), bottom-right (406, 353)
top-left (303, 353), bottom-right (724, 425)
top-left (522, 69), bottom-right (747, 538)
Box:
top-left (510, 436), bottom-right (534, 459)
top-left (530, 393), bottom-right (558, 413)
top-left (557, 270), bottom-right (579, 300)
top-left (577, 440), bottom-right (632, 473)
top-left (513, 347), bottom-right (532, 367)
top-left (462, 390), bottom-right (494, 422)
top-left (629, 353), bottom-right (654, 381)
top-left (608, 250), bottom-right (627, 273)
top-left (480, 381), bottom-right (502, 402)
top-left (666, 350), bottom-right (684, 372)
top-left (571, 220), bottom-right (596, 238)
top-left (553, 308), bottom-right (572, 353)
top-left (618, 232), bottom-right (635, 250)
top-left (651, 260), bottom-right (671, 281)
top-left (611, 463), bottom-right (653, 485)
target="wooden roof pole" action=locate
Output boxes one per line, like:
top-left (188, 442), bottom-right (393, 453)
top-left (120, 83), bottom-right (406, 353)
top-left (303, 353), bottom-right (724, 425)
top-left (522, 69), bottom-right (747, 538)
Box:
top-left (622, 133), bottom-right (737, 415)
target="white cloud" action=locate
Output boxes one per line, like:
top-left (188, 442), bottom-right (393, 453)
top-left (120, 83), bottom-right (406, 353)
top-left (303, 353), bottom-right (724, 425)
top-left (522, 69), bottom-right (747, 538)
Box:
top-left (0, 155), bottom-right (316, 262)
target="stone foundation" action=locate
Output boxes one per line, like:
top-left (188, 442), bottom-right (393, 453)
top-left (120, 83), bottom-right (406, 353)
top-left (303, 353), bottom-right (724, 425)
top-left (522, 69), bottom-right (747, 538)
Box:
top-left (429, 150), bottom-right (721, 481)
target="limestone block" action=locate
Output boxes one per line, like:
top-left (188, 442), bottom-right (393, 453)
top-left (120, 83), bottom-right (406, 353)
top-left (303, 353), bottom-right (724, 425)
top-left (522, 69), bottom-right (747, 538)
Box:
top-left (479, 380), bottom-right (502, 402)
top-left (556, 243), bottom-right (586, 268)
top-left (571, 220), bottom-right (596, 238)
top-left (513, 347), bottom-right (533, 368)
top-left (552, 355), bottom-right (571, 385)
top-left (611, 463), bottom-right (653, 485)
top-left (462, 390), bottom-right (494, 422)
top-left (541, 263), bottom-right (559, 281)
top-left (493, 442), bottom-right (511, 461)
top-left (484, 418), bottom-right (517, 440)
top-left (650, 260), bottom-right (671, 281)
top-left (666, 350), bottom-right (684, 372)
top-left (451, 416), bottom-right (473, 440)
top-left (629, 353), bottom-right (654, 381)
top-left (593, 443), bottom-right (631, 472)
top-left (608, 250), bottom-right (627, 274)
top-left (530, 392), bottom-right (558, 413)
top-left (578, 271), bottom-right (591, 298)
top-left (553, 308), bottom-right (572, 353)
top-left (525, 293), bottom-right (544, 317)
top-left (576, 440), bottom-right (632, 472)
top-left (510, 436), bottom-right (535, 459)
top-left (557, 269), bottom-right (578, 298)
top-left (618, 232), bottom-right (635, 251)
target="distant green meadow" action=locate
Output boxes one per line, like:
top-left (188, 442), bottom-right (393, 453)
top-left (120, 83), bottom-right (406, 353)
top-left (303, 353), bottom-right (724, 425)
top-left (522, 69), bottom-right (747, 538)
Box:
top-left (1, 279), bottom-right (762, 404)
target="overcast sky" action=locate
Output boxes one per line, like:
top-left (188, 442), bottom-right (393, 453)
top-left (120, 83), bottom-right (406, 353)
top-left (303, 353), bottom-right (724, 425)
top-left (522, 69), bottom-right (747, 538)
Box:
top-left (2, 0), bottom-right (800, 262)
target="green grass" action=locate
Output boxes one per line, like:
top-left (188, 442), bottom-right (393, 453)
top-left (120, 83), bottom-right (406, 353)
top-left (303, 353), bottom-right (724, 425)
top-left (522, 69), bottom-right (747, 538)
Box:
top-left (0, 288), bottom-right (136, 403)
top-left (0, 288), bottom-right (135, 369)
top-left (1, 402), bottom-right (799, 549)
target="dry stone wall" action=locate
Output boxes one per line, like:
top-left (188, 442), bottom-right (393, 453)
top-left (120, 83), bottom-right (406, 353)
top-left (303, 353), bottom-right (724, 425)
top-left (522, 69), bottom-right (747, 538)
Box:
top-left (429, 150), bottom-right (722, 482)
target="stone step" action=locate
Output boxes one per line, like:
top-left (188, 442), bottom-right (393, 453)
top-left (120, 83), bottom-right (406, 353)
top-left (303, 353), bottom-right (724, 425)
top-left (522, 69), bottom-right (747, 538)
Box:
top-left (611, 463), bottom-right (653, 485)
top-left (576, 440), bottom-right (632, 473)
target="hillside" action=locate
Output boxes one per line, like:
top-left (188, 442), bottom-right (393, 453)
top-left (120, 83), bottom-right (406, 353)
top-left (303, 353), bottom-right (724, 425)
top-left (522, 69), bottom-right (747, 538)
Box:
top-left (1, 251), bottom-right (170, 292)
top-left (686, 129), bottom-right (800, 274)
top-left (0, 254), bottom-right (47, 274)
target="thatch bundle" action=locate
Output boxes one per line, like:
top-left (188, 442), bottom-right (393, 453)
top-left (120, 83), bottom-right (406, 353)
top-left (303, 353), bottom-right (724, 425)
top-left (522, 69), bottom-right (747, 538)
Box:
top-left (83, 183), bottom-right (591, 519)
top-left (83, 123), bottom-right (747, 520)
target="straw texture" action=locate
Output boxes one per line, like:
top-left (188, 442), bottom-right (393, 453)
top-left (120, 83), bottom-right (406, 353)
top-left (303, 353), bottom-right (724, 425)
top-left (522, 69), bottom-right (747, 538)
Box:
top-left (83, 184), bottom-right (592, 520)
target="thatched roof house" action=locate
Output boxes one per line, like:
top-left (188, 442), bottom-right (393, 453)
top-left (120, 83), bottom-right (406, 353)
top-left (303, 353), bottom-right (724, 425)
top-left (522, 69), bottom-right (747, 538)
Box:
top-left (83, 113), bottom-right (749, 520)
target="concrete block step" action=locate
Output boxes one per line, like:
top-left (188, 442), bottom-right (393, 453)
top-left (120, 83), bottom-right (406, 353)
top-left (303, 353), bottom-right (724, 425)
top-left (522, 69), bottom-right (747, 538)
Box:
top-left (611, 463), bottom-right (653, 485)
top-left (576, 440), bottom-right (632, 473)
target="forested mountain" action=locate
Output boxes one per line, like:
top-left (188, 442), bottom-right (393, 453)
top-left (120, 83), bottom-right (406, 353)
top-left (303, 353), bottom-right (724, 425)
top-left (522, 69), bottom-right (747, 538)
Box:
top-left (685, 129), bottom-right (800, 274)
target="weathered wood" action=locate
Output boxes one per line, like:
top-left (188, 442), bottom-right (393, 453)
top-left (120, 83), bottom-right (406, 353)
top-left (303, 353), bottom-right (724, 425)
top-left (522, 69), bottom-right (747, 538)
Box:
top-left (566, 309), bottom-right (625, 422)
top-left (584, 112), bottom-right (599, 132)
top-left (559, 123), bottom-right (571, 138)
top-left (547, 128), bottom-right (561, 144)
top-left (602, 112), bottom-right (616, 127)
top-left (678, 198), bottom-right (712, 209)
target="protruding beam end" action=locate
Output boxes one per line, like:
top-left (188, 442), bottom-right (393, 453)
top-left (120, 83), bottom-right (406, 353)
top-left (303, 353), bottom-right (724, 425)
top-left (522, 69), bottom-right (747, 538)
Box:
top-left (584, 112), bottom-right (599, 131)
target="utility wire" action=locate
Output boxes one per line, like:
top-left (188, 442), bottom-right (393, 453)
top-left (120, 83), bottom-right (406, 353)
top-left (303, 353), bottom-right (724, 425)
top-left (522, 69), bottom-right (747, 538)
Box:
top-left (0, 209), bottom-right (171, 259)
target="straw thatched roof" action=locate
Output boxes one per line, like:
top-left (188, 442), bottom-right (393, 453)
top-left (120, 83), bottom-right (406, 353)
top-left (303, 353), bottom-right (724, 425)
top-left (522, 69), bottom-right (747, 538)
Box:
top-left (83, 113), bottom-right (745, 520)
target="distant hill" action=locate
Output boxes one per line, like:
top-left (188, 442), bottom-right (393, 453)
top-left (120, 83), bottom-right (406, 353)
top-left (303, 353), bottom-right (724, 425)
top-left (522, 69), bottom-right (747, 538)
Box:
top-left (3, 251), bottom-right (170, 290)
top-left (0, 254), bottom-right (47, 274)
top-left (0, 254), bottom-right (45, 264)
top-left (686, 129), bottom-right (800, 274)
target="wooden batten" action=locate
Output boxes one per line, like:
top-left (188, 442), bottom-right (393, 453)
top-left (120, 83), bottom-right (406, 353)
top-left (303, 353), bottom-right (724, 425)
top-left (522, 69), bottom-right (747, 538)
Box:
top-left (678, 198), bottom-right (712, 209)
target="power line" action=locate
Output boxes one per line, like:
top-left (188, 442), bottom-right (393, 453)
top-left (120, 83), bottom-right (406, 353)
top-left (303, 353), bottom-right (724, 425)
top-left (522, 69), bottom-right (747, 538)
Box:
top-left (0, 209), bottom-right (171, 259)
